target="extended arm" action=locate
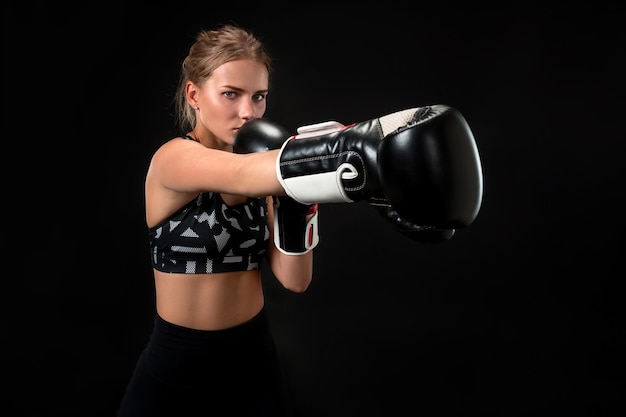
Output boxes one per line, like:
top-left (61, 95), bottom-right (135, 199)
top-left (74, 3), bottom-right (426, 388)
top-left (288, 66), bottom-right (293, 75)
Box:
top-left (147, 138), bottom-right (284, 197)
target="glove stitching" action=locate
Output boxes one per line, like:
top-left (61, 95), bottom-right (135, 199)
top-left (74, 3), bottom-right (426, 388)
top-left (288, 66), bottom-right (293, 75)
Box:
top-left (280, 151), bottom-right (367, 192)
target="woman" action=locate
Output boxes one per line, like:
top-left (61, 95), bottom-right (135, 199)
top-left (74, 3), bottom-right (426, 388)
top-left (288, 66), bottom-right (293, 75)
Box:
top-left (118, 22), bottom-right (483, 417)
top-left (117, 24), bottom-right (314, 416)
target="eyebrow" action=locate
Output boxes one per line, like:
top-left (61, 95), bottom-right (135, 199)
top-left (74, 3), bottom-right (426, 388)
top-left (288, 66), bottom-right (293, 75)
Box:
top-left (222, 84), bottom-right (268, 95)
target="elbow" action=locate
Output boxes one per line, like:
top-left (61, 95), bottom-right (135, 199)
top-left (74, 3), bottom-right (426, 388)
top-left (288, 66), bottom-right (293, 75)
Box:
top-left (281, 275), bottom-right (312, 293)
top-left (285, 283), bottom-right (310, 294)
top-left (270, 253), bottom-right (314, 293)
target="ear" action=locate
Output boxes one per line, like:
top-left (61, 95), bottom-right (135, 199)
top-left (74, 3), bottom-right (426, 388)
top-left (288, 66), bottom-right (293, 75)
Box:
top-left (185, 81), bottom-right (199, 108)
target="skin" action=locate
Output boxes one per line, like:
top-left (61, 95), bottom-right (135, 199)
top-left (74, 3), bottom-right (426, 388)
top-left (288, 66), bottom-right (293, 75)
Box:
top-left (144, 59), bottom-right (313, 330)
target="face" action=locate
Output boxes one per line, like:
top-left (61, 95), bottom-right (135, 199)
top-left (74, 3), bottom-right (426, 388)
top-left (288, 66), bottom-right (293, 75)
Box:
top-left (189, 59), bottom-right (269, 147)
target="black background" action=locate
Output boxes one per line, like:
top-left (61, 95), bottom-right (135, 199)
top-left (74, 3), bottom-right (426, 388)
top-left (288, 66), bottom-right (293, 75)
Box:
top-left (3, 3), bottom-right (625, 417)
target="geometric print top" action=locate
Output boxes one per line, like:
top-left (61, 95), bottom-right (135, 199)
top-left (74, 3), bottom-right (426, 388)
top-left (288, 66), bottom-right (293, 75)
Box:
top-left (149, 191), bottom-right (269, 274)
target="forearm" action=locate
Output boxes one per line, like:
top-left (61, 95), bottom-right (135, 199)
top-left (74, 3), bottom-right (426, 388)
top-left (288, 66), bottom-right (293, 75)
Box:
top-left (233, 150), bottom-right (285, 197)
top-left (265, 196), bottom-right (314, 292)
top-left (267, 245), bottom-right (313, 293)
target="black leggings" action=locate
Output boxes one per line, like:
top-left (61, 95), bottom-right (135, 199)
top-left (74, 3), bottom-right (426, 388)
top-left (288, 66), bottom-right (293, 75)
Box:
top-left (117, 308), bottom-right (290, 416)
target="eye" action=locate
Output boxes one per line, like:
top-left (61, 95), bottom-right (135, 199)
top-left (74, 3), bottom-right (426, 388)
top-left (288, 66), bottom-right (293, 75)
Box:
top-left (252, 93), bottom-right (266, 102)
top-left (222, 91), bottom-right (237, 99)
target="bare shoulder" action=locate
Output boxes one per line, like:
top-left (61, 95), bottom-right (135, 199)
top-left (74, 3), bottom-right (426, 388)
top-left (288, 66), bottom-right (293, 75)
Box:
top-left (149, 137), bottom-right (194, 167)
top-left (147, 137), bottom-right (215, 184)
top-left (145, 137), bottom-right (201, 227)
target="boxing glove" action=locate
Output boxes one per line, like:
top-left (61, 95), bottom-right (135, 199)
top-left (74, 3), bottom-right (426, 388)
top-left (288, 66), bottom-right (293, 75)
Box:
top-left (276, 105), bottom-right (483, 229)
top-left (234, 119), bottom-right (319, 255)
top-left (287, 119), bottom-right (453, 244)
top-left (368, 196), bottom-right (455, 243)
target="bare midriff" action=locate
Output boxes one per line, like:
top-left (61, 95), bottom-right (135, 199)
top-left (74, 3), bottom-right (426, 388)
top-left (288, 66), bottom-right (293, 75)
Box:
top-left (153, 269), bottom-right (265, 331)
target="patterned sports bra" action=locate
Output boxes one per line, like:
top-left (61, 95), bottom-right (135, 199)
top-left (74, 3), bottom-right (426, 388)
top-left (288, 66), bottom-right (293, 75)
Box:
top-left (149, 191), bottom-right (269, 274)
top-left (148, 136), bottom-right (269, 274)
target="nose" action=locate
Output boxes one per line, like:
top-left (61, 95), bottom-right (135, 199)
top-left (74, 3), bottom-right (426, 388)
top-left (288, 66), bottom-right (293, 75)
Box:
top-left (239, 97), bottom-right (256, 120)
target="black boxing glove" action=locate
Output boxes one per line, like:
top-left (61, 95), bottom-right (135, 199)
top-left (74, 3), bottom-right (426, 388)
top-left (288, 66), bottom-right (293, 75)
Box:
top-left (234, 119), bottom-right (320, 255)
top-left (275, 105), bottom-right (483, 229)
top-left (369, 196), bottom-right (455, 243)
top-left (272, 197), bottom-right (319, 254)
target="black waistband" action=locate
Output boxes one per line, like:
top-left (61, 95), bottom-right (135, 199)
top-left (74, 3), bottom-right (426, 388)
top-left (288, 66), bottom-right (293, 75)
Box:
top-left (151, 308), bottom-right (269, 352)
top-left (138, 307), bottom-right (279, 389)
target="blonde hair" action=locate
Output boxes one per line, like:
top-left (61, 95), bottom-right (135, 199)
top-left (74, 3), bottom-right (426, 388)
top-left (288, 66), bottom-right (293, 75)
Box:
top-left (174, 24), bottom-right (272, 133)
